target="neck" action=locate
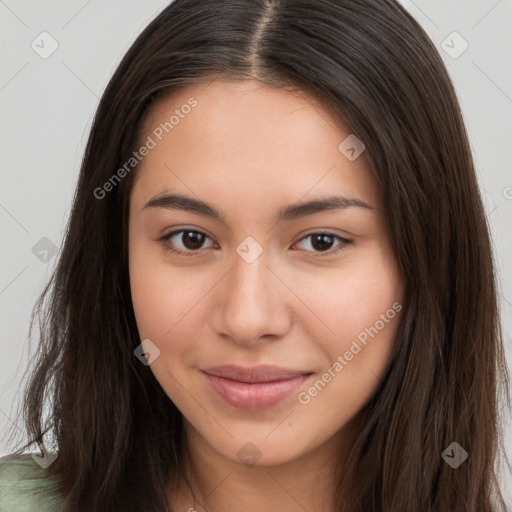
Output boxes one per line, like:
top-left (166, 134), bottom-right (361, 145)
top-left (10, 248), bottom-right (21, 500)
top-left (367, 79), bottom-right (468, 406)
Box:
top-left (169, 416), bottom-right (358, 512)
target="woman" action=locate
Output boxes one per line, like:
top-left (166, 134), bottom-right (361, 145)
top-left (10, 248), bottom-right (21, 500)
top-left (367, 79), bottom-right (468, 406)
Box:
top-left (1, 0), bottom-right (510, 511)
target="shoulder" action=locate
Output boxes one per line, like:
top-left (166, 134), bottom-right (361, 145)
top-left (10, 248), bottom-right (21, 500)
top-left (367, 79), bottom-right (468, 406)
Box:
top-left (0, 454), bottom-right (66, 512)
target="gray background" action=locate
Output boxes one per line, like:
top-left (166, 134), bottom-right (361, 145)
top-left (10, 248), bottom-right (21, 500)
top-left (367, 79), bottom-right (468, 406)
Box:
top-left (1, 0), bottom-right (511, 502)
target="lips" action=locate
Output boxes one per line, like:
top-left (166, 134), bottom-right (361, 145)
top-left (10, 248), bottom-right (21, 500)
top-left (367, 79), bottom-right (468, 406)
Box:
top-left (201, 365), bottom-right (313, 410)
top-left (202, 364), bottom-right (310, 382)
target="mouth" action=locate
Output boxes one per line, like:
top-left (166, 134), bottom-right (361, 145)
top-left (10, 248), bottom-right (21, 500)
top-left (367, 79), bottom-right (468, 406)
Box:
top-left (201, 365), bottom-right (313, 411)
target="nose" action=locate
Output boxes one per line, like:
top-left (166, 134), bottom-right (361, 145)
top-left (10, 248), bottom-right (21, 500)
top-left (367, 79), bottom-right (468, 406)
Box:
top-left (211, 247), bottom-right (291, 347)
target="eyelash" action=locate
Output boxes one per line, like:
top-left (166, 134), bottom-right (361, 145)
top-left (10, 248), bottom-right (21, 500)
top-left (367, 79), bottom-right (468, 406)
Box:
top-left (159, 229), bottom-right (352, 258)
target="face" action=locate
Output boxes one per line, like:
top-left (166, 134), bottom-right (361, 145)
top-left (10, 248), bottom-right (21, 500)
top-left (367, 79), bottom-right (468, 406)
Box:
top-left (128, 79), bottom-right (404, 467)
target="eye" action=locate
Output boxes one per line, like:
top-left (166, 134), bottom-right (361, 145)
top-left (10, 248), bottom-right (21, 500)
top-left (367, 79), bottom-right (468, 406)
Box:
top-left (159, 229), bottom-right (215, 256)
top-left (292, 232), bottom-right (351, 256)
top-left (159, 230), bottom-right (351, 257)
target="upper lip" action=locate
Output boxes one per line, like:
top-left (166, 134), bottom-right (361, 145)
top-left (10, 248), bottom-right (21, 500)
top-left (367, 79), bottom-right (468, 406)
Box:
top-left (201, 365), bottom-right (312, 383)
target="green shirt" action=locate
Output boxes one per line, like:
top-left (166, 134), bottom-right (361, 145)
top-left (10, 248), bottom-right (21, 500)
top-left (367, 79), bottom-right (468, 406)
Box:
top-left (0, 455), bottom-right (66, 512)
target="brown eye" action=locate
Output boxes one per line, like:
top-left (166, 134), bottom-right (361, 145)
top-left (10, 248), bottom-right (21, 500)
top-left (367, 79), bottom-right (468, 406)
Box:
top-left (294, 233), bottom-right (351, 256)
top-left (178, 231), bottom-right (206, 250)
top-left (160, 229), bottom-right (214, 256)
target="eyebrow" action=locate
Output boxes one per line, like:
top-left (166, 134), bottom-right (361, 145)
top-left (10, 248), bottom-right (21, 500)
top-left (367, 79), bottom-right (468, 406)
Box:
top-left (142, 192), bottom-right (375, 223)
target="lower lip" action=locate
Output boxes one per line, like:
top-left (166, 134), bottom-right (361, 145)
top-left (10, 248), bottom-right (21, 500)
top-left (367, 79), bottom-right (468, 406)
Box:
top-left (202, 372), bottom-right (311, 411)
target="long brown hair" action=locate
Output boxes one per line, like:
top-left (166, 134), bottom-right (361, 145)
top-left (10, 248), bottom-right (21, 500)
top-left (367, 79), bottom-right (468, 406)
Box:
top-left (4, 0), bottom-right (510, 510)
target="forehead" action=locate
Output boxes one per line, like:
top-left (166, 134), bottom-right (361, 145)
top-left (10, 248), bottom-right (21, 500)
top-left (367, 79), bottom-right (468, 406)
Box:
top-left (139, 79), bottom-right (336, 135)
top-left (130, 79), bottom-right (380, 215)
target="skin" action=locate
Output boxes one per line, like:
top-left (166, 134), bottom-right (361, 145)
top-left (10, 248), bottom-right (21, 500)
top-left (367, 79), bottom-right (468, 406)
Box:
top-left (128, 79), bottom-right (405, 511)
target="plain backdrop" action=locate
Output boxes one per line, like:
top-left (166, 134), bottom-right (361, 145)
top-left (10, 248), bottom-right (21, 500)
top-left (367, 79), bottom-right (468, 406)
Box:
top-left (1, 0), bottom-right (511, 502)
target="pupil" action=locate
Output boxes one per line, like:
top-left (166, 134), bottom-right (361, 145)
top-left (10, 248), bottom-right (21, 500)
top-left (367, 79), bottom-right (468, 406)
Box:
top-left (183, 231), bottom-right (204, 249)
top-left (312, 234), bottom-right (333, 251)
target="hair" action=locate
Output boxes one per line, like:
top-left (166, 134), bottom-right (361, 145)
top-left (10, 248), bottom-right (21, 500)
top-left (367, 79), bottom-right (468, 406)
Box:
top-left (4, 0), bottom-right (510, 510)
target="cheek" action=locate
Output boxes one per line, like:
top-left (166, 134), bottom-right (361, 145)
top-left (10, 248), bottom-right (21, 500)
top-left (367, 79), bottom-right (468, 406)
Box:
top-left (128, 238), bottom-right (217, 360)
top-left (300, 244), bottom-right (403, 356)
top-left (294, 258), bottom-right (403, 426)
top-left (298, 251), bottom-right (403, 423)
top-left (129, 257), bottom-right (198, 341)
top-left (128, 243), bottom-right (203, 401)
top-left (129, 231), bottom-right (183, 349)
